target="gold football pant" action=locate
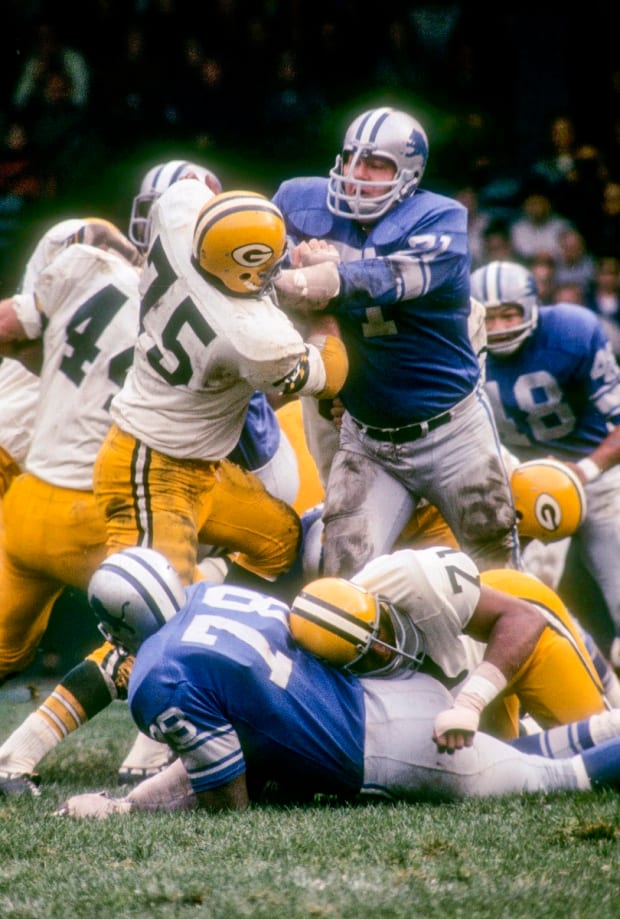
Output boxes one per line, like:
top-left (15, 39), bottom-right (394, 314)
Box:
top-left (0, 473), bottom-right (108, 679)
top-left (479, 569), bottom-right (607, 740)
top-left (0, 444), bottom-right (21, 503)
top-left (93, 424), bottom-right (301, 586)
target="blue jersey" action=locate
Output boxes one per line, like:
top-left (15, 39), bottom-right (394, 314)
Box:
top-left (226, 391), bottom-right (281, 471)
top-left (128, 581), bottom-right (365, 799)
top-left (484, 303), bottom-right (620, 461)
top-left (273, 177), bottom-right (479, 427)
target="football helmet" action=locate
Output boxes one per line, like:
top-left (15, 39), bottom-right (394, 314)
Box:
top-left (510, 458), bottom-right (587, 542)
top-left (289, 577), bottom-right (425, 677)
top-left (470, 260), bottom-right (539, 355)
top-left (129, 159), bottom-right (223, 252)
top-left (192, 190), bottom-right (287, 296)
top-left (88, 547), bottom-right (185, 655)
top-left (327, 107), bottom-right (429, 222)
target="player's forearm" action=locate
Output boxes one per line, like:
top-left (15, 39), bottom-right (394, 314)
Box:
top-left (433, 592), bottom-right (546, 750)
top-left (274, 336), bottom-right (348, 401)
top-left (577, 425), bottom-right (620, 476)
top-left (126, 757), bottom-right (197, 812)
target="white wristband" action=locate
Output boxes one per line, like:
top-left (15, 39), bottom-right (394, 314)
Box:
top-left (454, 661), bottom-right (508, 714)
top-left (576, 458), bottom-right (601, 483)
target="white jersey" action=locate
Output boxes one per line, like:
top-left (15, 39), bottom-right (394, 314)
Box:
top-left (351, 546), bottom-right (482, 678)
top-left (111, 179), bottom-right (326, 460)
top-left (1, 218), bottom-right (115, 469)
top-left (11, 244), bottom-right (140, 489)
top-left (0, 358), bottom-right (40, 465)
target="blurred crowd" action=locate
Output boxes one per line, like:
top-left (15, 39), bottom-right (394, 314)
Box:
top-left (2, 0), bottom-right (620, 337)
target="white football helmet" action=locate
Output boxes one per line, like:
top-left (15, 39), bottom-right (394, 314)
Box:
top-left (327, 107), bottom-right (428, 222)
top-left (88, 547), bottom-right (185, 655)
top-left (470, 261), bottom-right (539, 355)
top-left (129, 159), bottom-right (223, 252)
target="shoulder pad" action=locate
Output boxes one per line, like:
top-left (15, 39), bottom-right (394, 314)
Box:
top-left (274, 177), bottom-right (336, 238)
top-left (371, 189), bottom-right (467, 246)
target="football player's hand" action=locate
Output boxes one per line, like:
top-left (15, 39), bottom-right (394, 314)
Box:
top-left (55, 791), bottom-right (132, 819)
top-left (275, 263), bottom-right (341, 314)
top-left (432, 705), bottom-right (480, 754)
top-left (291, 239), bottom-right (340, 268)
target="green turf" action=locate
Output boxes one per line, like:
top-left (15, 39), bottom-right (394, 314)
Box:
top-left (0, 681), bottom-right (618, 919)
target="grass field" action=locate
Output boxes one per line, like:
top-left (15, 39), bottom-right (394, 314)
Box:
top-left (1, 677), bottom-right (619, 919)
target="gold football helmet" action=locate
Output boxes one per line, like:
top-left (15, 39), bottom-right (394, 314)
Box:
top-left (289, 577), bottom-right (424, 676)
top-left (192, 190), bottom-right (287, 296)
top-left (510, 458), bottom-right (587, 543)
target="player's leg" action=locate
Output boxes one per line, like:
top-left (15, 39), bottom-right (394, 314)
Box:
top-left (321, 416), bottom-right (415, 578)
top-left (571, 469), bottom-right (620, 667)
top-left (197, 458), bottom-right (301, 582)
top-left (93, 424), bottom-right (208, 585)
top-left (0, 474), bottom-right (106, 680)
top-left (511, 708), bottom-right (620, 757)
top-left (251, 421), bottom-right (300, 508)
top-left (422, 391), bottom-right (519, 570)
top-left (511, 626), bottom-right (607, 729)
top-left (360, 672), bottom-right (620, 801)
top-left (0, 552), bottom-right (63, 683)
top-left (0, 639), bottom-right (139, 796)
top-left (297, 394), bottom-right (340, 490)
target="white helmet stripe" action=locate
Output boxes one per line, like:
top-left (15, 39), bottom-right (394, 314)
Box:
top-left (482, 260), bottom-right (502, 304)
top-left (292, 593), bottom-right (373, 646)
top-left (193, 196), bottom-right (281, 260)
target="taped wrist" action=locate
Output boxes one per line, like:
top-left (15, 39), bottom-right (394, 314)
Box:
top-left (576, 457), bottom-right (601, 483)
top-left (275, 263), bottom-right (341, 314)
top-left (454, 661), bottom-right (508, 715)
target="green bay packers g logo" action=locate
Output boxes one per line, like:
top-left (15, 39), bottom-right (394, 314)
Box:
top-left (535, 493), bottom-right (562, 534)
top-left (232, 243), bottom-right (275, 267)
